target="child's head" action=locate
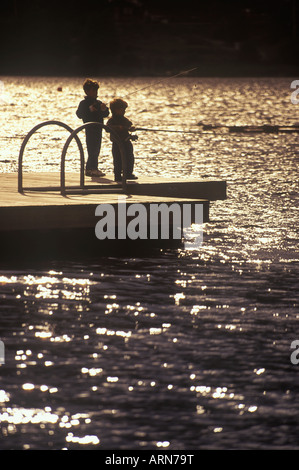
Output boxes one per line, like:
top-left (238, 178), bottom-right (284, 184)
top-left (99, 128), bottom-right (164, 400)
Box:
top-left (110, 98), bottom-right (128, 116)
top-left (83, 78), bottom-right (99, 98)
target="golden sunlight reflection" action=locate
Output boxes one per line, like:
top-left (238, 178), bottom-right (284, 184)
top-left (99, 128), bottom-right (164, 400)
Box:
top-left (81, 367), bottom-right (103, 376)
top-left (188, 380), bottom-right (258, 415)
top-left (0, 407), bottom-right (59, 425)
top-left (156, 441), bottom-right (170, 448)
top-left (65, 433), bottom-right (100, 445)
top-left (0, 275), bottom-right (18, 283)
top-left (1, 416), bottom-right (99, 447)
top-left (0, 390), bottom-right (10, 402)
top-left (0, 403), bottom-right (99, 444)
top-left (213, 427), bottom-right (223, 433)
top-left (96, 327), bottom-right (131, 338)
top-left (190, 305), bottom-right (208, 315)
top-left (3, 273), bottom-right (95, 302)
top-left (107, 376), bottom-right (119, 383)
top-left (172, 293), bottom-right (185, 305)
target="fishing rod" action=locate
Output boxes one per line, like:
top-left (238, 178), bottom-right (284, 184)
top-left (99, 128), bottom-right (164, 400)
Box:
top-left (135, 127), bottom-right (201, 135)
top-left (135, 124), bottom-right (299, 135)
top-left (199, 123), bottom-right (299, 133)
top-left (124, 67), bottom-right (198, 98)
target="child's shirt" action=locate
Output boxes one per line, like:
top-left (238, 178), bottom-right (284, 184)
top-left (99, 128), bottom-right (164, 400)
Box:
top-left (107, 115), bottom-right (133, 142)
top-left (76, 96), bottom-right (109, 123)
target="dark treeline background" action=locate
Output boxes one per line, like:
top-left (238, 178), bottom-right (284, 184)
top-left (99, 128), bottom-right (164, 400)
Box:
top-left (0, 0), bottom-right (298, 76)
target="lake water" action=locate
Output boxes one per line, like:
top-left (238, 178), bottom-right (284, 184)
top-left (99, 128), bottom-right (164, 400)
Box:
top-left (0, 76), bottom-right (298, 450)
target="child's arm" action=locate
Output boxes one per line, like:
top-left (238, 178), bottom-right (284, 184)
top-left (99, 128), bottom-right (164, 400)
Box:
top-left (76, 101), bottom-right (84, 119)
top-left (124, 117), bottom-right (135, 131)
top-left (100, 102), bottom-right (108, 112)
top-left (99, 101), bottom-right (109, 118)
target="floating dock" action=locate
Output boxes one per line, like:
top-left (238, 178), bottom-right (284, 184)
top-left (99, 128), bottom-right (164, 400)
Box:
top-left (0, 172), bottom-right (226, 260)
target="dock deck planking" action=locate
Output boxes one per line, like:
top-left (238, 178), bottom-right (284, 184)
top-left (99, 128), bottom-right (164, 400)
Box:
top-left (0, 172), bottom-right (217, 231)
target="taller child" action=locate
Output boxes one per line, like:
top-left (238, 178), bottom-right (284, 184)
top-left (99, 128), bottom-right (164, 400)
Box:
top-left (76, 78), bottom-right (109, 177)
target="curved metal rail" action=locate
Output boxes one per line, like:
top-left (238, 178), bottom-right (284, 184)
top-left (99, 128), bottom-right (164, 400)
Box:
top-left (60, 122), bottom-right (128, 196)
top-left (18, 120), bottom-right (84, 194)
top-left (18, 120), bottom-right (128, 196)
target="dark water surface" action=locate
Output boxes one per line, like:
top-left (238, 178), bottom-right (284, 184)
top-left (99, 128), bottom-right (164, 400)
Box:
top-left (0, 76), bottom-right (298, 449)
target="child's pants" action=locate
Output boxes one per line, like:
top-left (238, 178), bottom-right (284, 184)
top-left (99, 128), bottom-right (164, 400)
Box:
top-left (112, 141), bottom-right (134, 179)
top-left (85, 127), bottom-right (102, 170)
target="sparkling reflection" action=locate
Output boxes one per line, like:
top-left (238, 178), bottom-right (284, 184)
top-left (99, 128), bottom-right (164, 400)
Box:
top-left (0, 76), bottom-right (298, 449)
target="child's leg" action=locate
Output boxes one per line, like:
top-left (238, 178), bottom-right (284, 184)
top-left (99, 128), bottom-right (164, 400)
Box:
top-left (125, 141), bottom-right (135, 177)
top-left (86, 129), bottom-right (102, 170)
top-left (112, 142), bottom-right (122, 181)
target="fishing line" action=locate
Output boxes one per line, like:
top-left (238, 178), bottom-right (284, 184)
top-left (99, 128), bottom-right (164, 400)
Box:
top-left (135, 124), bottom-right (299, 135)
top-left (135, 127), bottom-right (201, 135)
top-left (123, 67), bottom-right (198, 98)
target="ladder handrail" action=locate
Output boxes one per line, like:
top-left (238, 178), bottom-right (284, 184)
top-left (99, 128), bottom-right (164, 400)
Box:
top-left (60, 122), bottom-right (128, 195)
top-left (18, 120), bottom-right (84, 193)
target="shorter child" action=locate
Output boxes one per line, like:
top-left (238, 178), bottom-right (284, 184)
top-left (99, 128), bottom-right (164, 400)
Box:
top-left (76, 78), bottom-right (109, 177)
top-left (107, 98), bottom-right (138, 182)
